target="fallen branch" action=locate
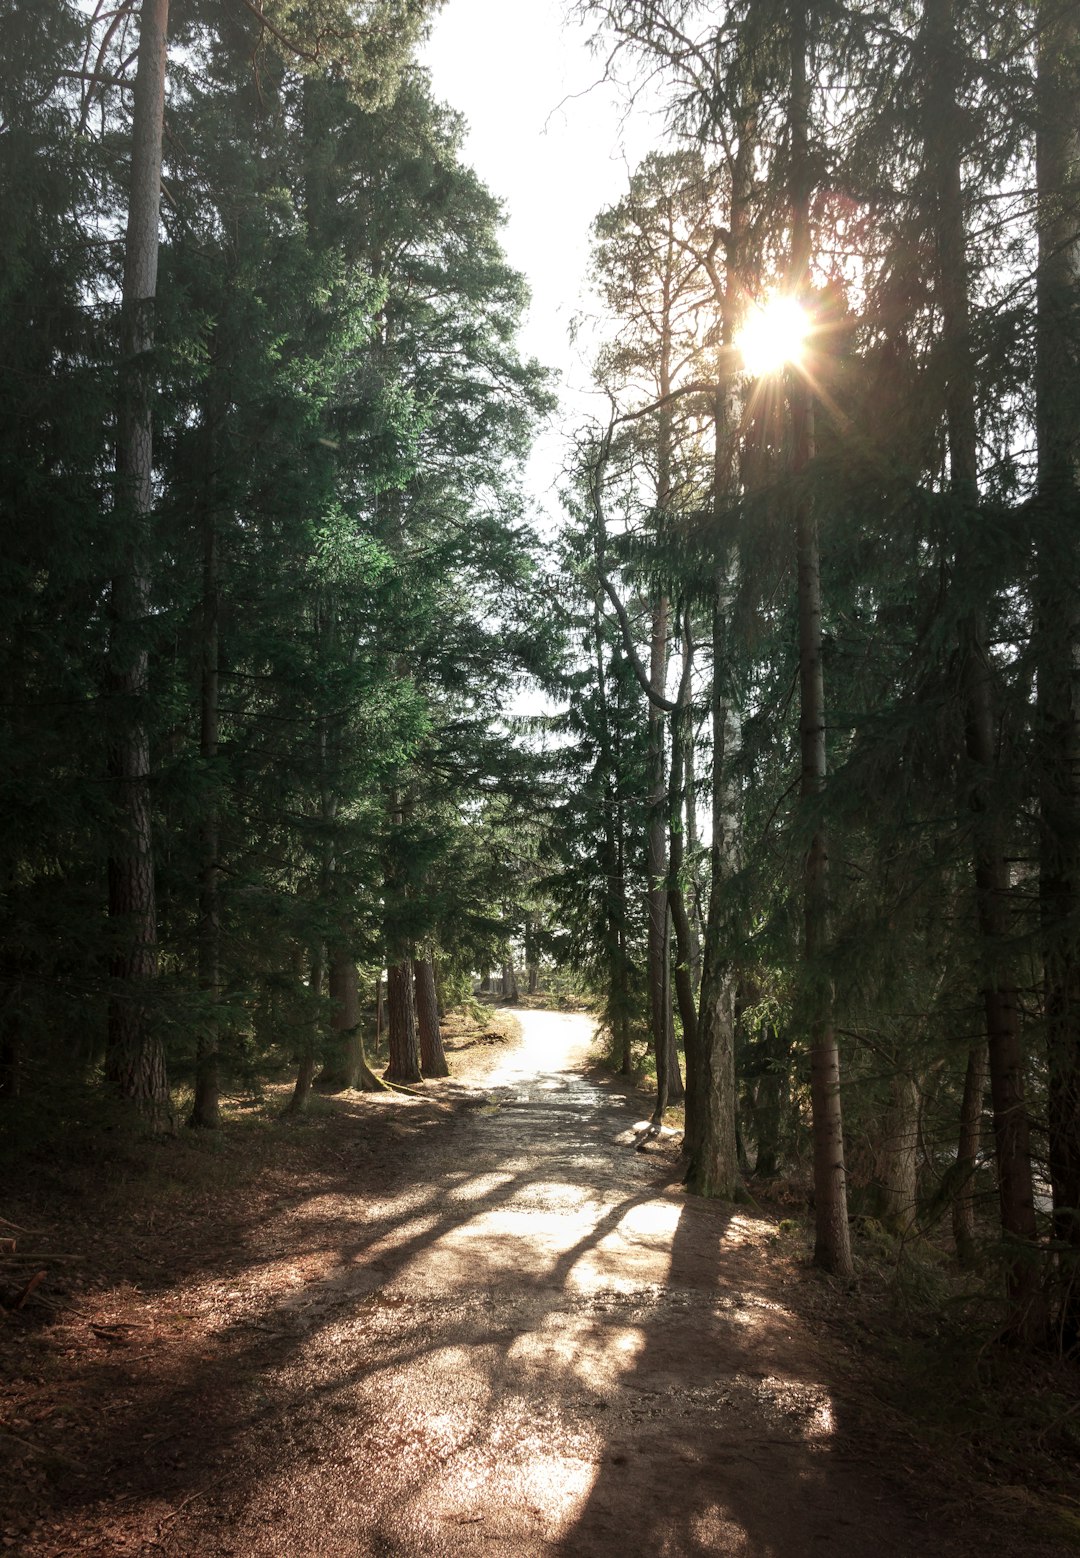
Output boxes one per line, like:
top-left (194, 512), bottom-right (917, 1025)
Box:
top-left (15, 1269), bottom-right (48, 1309)
top-left (157, 1481), bottom-right (219, 1531)
top-left (0, 1428), bottom-right (84, 1471)
top-left (0, 1215), bottom-right (44, 1235)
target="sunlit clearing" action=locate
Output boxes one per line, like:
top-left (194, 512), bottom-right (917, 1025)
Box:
top-left (735, 294), bottom-right (811, 377)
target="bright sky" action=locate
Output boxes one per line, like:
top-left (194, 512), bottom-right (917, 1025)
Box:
top-left (420, 0), bottom-right (662, 522)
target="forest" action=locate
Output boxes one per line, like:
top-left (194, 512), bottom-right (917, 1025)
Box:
top-left (1, 0), bottom-right (1079, 1551)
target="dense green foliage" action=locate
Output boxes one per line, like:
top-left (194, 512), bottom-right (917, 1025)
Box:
top-left (552, 0), bottom-right (1080, 1336)
top-left (0, 0), bottom-right (551, 1112)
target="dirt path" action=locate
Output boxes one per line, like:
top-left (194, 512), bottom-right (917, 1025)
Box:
top-left (4, 1011), bottom-right (1021, 1555)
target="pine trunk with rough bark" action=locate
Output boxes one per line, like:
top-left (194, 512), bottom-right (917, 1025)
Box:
top-left (386, 958), bottom-right (422, 1083)
top-left (647, 595), bottom-right (681, 1116)
top-left (789, 3), bottom-right (852, 1279)
top-left (873, 1075), bottom-right (920, 1235)
top-left (415, 954), bottom-right (449, 1077)
top-left (952, 1043), bottom-right (987, 1266)
top-left (667, 626), bottom-right (699, 1068)
top-left (189, 426), bottom-right (221, 1129)
top-left (926, 0), bottom-right (1042, 1336)
top-left (317, 950), bottom-right (365, 1089)
top-left (1035, 0), bottom-right (1080, 1330)
top-left (106, 0), bottom-right (170, 1122)
top-left (286, 945), bottom-right (324, 1115)
top-left (683, 108), bottom-right (753, 1201)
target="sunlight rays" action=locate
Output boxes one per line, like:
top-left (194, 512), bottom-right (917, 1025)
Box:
top-left (734, 293), bottom-right (812, 378)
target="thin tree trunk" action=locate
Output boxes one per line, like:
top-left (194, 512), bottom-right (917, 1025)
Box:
top-left (791, 1), bottom-right (852, 1279)
top-left (286, 943), bottom-right (324, 1115)
top-left (386, 958), bottom-right (422, 1083)
top-left (926, 0), bottom-right (1042, 1335)
top-left (593, 594), bottom-right (632, 1063)
top-left (952, 1042), bottom-right (986, 1266)
top-left (1035, 0), bottom-right (1080, 1331)
top-left (189, 443), bottom-right (221, 1129)
top-left (415, 953), bottom-right (449, 1077)
top-left (667, 621), bottom-right (699, 1066)
top-left (683, 710), bottom-right (703, 994)
top-left (753, 1023), bottom-right (788, 1178)
top-left (688, 599), bottom-right (741, 1197)
top-left (106, 0), bottom-right (170, 1122)
top-left (647, 593), bottom-right (675, 1119)
top-left (684, 103), bottom-right (753, 1201)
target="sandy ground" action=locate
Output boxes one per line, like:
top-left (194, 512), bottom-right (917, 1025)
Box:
top-left (1, 1010), bottom-right (1055, 1556)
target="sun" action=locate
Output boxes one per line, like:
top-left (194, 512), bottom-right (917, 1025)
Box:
top-left (734, 294), bottom-right (812, 378)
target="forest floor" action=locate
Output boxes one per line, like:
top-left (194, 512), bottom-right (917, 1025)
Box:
top-left (2, 1006), bottom-right (1078, 1557)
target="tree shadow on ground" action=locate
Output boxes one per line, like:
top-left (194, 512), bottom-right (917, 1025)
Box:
top-left (3, 1016), bottom-right (1011, 1556)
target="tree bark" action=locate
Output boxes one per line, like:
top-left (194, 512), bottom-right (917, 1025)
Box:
top-left (925, 0), bottom-right (1043, 1335)
top-left (386, 958), bottom-right (422, 1083)
top-left (790, 1), bottom-right (852, 1279)
top-left (952, 1043), bottom-right (986, 1266)
top-left (647, 594), bottom-right (682, 1114)
top-left (1035, 0), bottom-right (1080, 1326)
top-left (873, 1074), bottom-right (920, 1235)
top-left (188, 423), bottom-right (221, 1129)
top-left (683, 100), bottom-right (753, 1201)
top-left (667, 623), bottom-right (699, 1066)
top-left (286, 943), bottom-right (324, 1115)
top-left (106, 0), bottom-right (170, 1123)
top-left (752, 1023), bottom-right (789, 1178)
top-left (318, 949), bottom-right (364, 1089)
top-left (415, 953), bottom-right (449, 1077)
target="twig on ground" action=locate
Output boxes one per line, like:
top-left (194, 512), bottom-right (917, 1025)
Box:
top-left (157, 1481), bottom-right (219, 1531)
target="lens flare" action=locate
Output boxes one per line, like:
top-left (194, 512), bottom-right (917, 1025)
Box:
top-left (734, 294), bottom-right (812, 377)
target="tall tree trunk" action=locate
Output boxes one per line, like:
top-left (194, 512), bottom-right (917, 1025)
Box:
top-left (647, 593), bottom-right (678, 1117)
top-left (415, 952), bottom-right (449, 1077)
top-left (318, 949), bottom-right (363, 1089)
top-left (682, 711), bottom-right (703, 994)
top-left (286, 943), bottom-right (324, 1115)
top-left (926, 0), bottom-right (1042, 1335)
top-left (667, 620), bottom-right (699, 1065)
top-left (189, 433), bottom-right (221, 1129)
top-left (752, 1023), bottom-right (789, 1178)
top-left (688, 602), bottom-right (741, 1197)
top-left (1035, 0), bottom-right (1080, 1333)
top-left (615, 753), bottom-right (633, 1075)
top-left (524, 913), bottom-right (540, 995)
top-left (952, 1043), bottom-right (986, 1266)
top-left (386, 958), bottom-right (422, 1083)
top-left (791, 1), bottom-right (852, 1278)
top-left (106, 0), bottom-right (170, 1121)
top-left (684, 103), bottom-right (753, 1201)
top-left (501, 955), bottom-right (519, 1003)
top-left (873, 1074), bottom-right (920, 1235)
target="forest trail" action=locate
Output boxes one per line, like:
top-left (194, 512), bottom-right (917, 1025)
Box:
top-left (7, 1010), bottom-right (1022, 1556)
